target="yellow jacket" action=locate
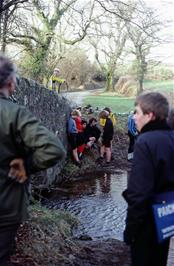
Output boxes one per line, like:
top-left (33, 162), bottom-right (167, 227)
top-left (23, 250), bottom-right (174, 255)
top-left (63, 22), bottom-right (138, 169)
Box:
top-left (100, 112), bottom-right (116, 127)
top-left (49, 75), bottom-right (65, 92)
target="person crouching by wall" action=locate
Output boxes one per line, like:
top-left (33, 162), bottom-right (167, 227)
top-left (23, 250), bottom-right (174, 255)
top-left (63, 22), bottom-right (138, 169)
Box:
top-left (98, 110), bottom-right (114, 165)
top-left (85, 117), bottom-right (101, 145)
top-left (68, 110), bottom-right (81, 166)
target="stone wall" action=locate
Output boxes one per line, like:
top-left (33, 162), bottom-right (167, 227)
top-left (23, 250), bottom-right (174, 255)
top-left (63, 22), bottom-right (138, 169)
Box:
top-left (14, 77), bottom-right (71, 188)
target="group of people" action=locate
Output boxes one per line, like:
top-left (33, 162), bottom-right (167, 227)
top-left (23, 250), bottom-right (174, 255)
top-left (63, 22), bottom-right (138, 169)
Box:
top-left (0, 54), bottom-right (174, 266)
top-left (68, 107), bottom-right (116, 166)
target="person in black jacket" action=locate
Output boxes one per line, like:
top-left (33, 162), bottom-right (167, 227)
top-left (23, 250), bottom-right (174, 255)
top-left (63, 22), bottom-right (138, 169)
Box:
top-left (84, 117), bottom-right (101, 144)
top-left (98, 110), bottom-right (114, 164)
top-left (123, 92), bottom-right (174, 266)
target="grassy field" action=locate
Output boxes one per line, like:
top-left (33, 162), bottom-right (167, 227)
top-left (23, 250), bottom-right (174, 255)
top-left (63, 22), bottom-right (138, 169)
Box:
top-left (83, 80), bottom-right (174, 113)
top-left (144, 80), bottom-right (174, 91)
top-left (83, 96), bottom-right (135, 113)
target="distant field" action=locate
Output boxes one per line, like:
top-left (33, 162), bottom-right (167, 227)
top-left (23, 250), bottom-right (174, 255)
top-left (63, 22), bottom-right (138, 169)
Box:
top-left (144, 80), bottom-right (174, 91)
top-left (83, 96), bottom-right (135, 113)
top-left (83, 80), bottom-right (174, 113)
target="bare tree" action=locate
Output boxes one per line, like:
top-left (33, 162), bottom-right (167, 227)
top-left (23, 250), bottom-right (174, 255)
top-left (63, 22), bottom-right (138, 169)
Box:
top-left (94, 0), bottom-right (167, 94)
top-left (0, 0), bottom-right (27, 14)
top-left (88, 1), bottom-right (132, 91)
top-left (0, 0), bottom-right (28, 52)
top-left (5, 0), bottom-right (96, 82)
top-left (125, 1), bottom-right (163, 94)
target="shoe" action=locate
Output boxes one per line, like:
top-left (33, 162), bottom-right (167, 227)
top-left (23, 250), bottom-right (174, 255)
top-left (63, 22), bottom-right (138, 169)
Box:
top-left (103, 161), bottom-right (110, 167)
top-left (96, 156), bottom-right (104, 163)
top-left (91, 143), bottom-right (98, 149)
top-left (79, 153), bottom-right (83, 160)
top-left (74, 161), bottom-right (82, 167)
top-left (128, 153), bottom-right (133, 161)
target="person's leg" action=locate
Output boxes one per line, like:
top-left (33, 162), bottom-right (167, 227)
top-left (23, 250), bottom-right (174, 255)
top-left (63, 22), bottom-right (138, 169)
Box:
top-left (104, 139), bottom-right (112, 163)
top-left (105, 147), bottom-right (111, 162)
top-left (100, 145), bottom-right (105, 158)
top-left (130, 223), bottom-right (169, 266)
top-left (87, 139), bottom-right (95, 148)
top-left (78, 144), bottom-right (86, 159)
top-left (69, 134), bottom-right (80, 163)
top-left (72, 148), bottom-right (80, 162)
top-left (0, 224), bottom-right (19, 265)
top-left (153, 239), bottom-right (169, 266)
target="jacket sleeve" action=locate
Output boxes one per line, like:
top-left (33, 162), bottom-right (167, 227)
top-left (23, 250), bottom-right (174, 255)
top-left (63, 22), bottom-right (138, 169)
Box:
top-left (16, 107), bottom-right (66, 173)
top-left (99, 118), bottom-right (106, 127)
top-left (123, 137), bottom-right (155, 243)
top-left (110, 113), bottom-right (116, 126)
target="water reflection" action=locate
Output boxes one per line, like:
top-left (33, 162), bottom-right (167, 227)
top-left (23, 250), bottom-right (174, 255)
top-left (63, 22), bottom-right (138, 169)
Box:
top-left (44, 170), bottom-right (128, 241)
top-left (99, 173), bottom-right (111, 194)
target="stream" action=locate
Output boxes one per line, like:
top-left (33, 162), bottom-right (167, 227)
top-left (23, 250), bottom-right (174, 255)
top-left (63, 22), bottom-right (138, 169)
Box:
top-left (44, 170), bottom-right (128, 241)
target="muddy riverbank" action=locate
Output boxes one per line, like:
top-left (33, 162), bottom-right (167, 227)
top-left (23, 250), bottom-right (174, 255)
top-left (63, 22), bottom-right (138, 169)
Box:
top-left (11, 126), bottom-right (132, 266)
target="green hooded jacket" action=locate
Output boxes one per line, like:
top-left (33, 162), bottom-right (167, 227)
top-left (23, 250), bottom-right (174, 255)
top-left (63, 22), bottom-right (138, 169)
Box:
top-left (0, 94), bottom-right (66, 227)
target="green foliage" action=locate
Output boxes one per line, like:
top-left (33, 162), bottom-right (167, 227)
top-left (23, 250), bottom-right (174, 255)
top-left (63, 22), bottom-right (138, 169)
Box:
top-left (146, 65), bottom-right (174, 80)
top-left (17, 50), bottom-right (47, 82)
top-left (14, 203), bottom-right (79, 266)
top-left (58, 48), bottom-right (97, 87)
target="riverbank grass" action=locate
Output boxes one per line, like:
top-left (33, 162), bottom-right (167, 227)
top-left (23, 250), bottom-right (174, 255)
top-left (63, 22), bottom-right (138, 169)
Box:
top-left (12, 204), bottom-right (79, 266)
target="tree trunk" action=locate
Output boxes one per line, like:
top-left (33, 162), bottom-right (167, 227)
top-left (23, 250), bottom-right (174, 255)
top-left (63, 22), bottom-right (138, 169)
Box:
top-left (0, 9), bottom-right (8, 53)
top-left (105, 71), bottom-right (113, 92)
top-left (138, 78), bottom-right (143, 95)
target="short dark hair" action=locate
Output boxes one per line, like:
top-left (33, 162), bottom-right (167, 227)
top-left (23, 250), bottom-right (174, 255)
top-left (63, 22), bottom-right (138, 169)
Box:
top-left (89, 117), bottom-right (97, 125)
top-left (104, 107), bottom-right (111, 113)
top-left (0, 55), bottom-right (16, 89)
top-left (81, 119), bottom-right (87, 125)
top-left (135, 92), bottom-right (169, 120)
top-left (99, 110), bottom-right (109, 119)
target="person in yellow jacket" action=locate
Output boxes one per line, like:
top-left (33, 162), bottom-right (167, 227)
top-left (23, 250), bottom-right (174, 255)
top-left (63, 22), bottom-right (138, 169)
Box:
top-left (99, 107), bottom-right (116, 127)
top-left (49, 68), bottom-right (65, 93)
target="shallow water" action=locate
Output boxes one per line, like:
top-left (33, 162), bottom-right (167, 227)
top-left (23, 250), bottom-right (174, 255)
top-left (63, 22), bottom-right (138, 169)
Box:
top-left (44, 170), bottom-right (128, 241)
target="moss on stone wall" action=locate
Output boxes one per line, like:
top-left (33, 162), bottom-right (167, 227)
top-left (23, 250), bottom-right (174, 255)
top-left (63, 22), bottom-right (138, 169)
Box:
top-left (14, 77), bottom-right (71, 187)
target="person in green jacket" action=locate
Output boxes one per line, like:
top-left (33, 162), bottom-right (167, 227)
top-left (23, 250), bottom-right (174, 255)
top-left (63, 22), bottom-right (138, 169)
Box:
top-left (0, 55), bottom-right (66, 265)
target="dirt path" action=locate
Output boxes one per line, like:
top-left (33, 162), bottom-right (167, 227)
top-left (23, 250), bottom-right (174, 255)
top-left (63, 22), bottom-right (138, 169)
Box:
top-left (62, 88), bottom-right (104, 106)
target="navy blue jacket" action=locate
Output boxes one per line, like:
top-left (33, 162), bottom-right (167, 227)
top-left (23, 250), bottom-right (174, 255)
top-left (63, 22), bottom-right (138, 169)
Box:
top-left (103, 117), bottom-right (114, 141)
top-left (123, 120), bottom-right (174, 243)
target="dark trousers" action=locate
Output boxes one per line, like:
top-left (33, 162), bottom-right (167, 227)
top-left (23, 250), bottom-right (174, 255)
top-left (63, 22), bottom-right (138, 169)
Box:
top-left (128, 131), bottom-right (135, 153)
top-left (130, 223), bottom-right (170, 266)
top-left (0, 224), bottom-right (19, 266)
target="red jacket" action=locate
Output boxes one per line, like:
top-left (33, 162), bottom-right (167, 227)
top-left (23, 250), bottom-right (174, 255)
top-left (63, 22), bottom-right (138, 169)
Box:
top-left (75, 116), bottom-right (83, 132)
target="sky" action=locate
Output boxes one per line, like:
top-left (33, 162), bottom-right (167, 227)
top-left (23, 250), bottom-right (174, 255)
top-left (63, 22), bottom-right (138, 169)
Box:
top-left (144, 0), bottom-right (174, 66)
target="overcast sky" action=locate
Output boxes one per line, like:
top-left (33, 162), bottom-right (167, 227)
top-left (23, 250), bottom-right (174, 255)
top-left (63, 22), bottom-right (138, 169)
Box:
top-left (145, 0), bottom-right (174, 65)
